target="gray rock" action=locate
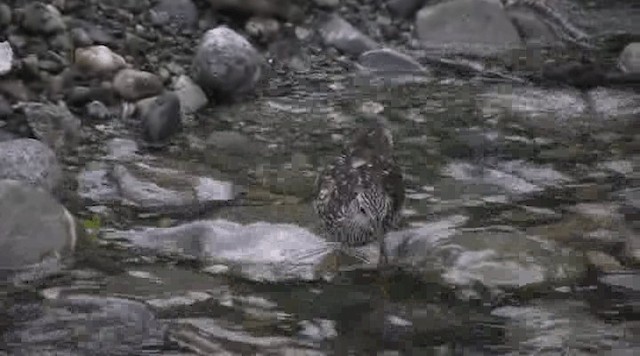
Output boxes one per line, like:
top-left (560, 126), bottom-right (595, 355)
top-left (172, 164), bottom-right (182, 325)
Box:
top-left (206, 0), bottom-right (302, 22)
top-left (599, 272), bottom-right (640, 293)
top-left (3, 296), bottom-right (166, 355)
top-left (314, 0), bottom-right (340, 8)
top-left (0, 3), bottom-right (11, 28)
top-left (173, 75), bottom-right (208, 115)
top-left (387, 0), bottom-right (425, 18)
top-left (415, 0), bottom-right (522, 56)
top-left (0, 138), bottom-right (63, 192)
top-left (69, 27), bottom-right (93, 47)
top-left (74, 45), bottom-right (127, 75)
top-left (506, 6), bottom-right (562, 46)
top-left (0, 41), bottom-right (13, 76)
top-left (0, 179), bottom-right (76, 283)
top-left (85, 100), bottom-right (111, 120)
top-left (150, 0), bottom-right (198, 32)
top-left (113, 69), bottom-right (164, 101)
top-left (0, 129), bottom-right (17, 142)
top-left (21, 101), bottom-right (81, 153)
top-left (358, 48), bottom-right (426, 73)
top-left (141, 92), bottom-right (182, 145)
top-left (319, 14), bottom-right (378, 57)
top-left (619, 42), bottom-right (640, 73)
top-left (111, 162), bottom-right (236, 212)
top-left (245, 16), bottom-right (280, 43)
top-left (206, 130), bottom-right (258, 156)
top-left (0, 95), bottom-right (10, 118)
top-left (192, 26), bottom-right (262, 98)
top-left (21, 2), bottom-right (66, 34)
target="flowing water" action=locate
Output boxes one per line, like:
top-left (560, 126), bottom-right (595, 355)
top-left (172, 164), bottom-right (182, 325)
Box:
top-left (2, 61), bottom-right (640, 354)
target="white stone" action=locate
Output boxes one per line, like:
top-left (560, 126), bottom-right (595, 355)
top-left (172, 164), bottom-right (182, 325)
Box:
top-left (0, 41), bottom-right (13, 75)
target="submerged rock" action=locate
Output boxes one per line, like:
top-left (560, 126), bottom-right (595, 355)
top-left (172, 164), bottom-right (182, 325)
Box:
top-left (415, 0), bottom-right (522, 56)
top-left (0, 179), bottom-right (76, 285)
top-left (358, 48), bottom-right (426, 73)
top-left (0, 138), bottom-right (62, 192)
top-left (2, 295), bottom-right (167, 354)
top-left (192, 26), bottom-right (262, 98)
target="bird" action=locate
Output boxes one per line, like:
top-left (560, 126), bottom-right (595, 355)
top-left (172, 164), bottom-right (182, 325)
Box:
top-left (312, 120), bottom-right (405, 266)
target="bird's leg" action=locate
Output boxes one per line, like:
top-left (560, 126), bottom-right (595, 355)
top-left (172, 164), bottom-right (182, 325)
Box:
top-left (377, 230), bottom-right (388, 266)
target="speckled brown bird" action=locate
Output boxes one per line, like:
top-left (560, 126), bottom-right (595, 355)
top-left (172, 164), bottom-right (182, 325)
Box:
top-left (313, 121), bottom-right (405, 266)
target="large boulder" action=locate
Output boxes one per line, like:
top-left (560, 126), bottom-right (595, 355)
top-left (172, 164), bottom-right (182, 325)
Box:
top-left (192, 26), bottom-right (262, 99)
top-left (415, 0), bottom-right (522, 56)
top-left (0, 179), bottom-right (77, 284)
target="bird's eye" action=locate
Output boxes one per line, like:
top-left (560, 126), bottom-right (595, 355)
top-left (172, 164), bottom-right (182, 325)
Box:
top-left (359, 207), bottom-right (367, 215)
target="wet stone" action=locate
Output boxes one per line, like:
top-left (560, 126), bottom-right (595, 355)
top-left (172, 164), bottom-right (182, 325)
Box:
top-left (113, 69), bottom-right (164, 101)
top-left (150, 0), bottom-right (198, 32)
top-left (415, 0), bottom-right (522, 56)
top-left (0, 41), bottom-right (13, 76)
top-left (141, 92), bottom-right (182, 145)
top-left (74, 45), bottom-right (127, 76)
top-left (619, 42), bottom-right (640, 73)
top-left (172, 75), bottom-right (208, 115)
top-left (0, 179), bottom-right (76, 284)
top-left (245, 16), bottom-right (281, 44)
top-left (85, 100), bottom-right (111, 120)
top-left (358, 48), bottom-right (426, 73)
top-left (0, 138), bottom-right (63, 192)
top-left (319, 14), bottom-right (378, 57)
top-left (21, 2), bottom-right (66, 34)
top-left (387, 0), bottom-right (426, 18)
top-left (20, 101), bottom-right (81, 153)
top-left (2, 295), bottom-right (167, 354)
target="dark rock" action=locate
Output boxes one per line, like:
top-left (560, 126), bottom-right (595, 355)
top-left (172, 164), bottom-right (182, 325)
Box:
top-left (69, 27), bottom-right (93, 47)
top-left (0, 80), bottom-right (31, 101)
top-left (319, 14), bottom-right (378, 57)
top-left (619, 42), bottom-right (640, 73)
top-left (113, 69), bottom-right (164, 101)
top-left (21, 2), bottom-right (66, 34)
top-left (415, 0), bottom-right (522, 56)
top-left (192, 26), bottom-right (262, 98)
top-left (358, 48), bottom-right (426, 73)
top-left (245, 17), bottom-right (281, 44)
top-left (150, 0), bottom-right (198, 32)
top-left (207, 0), bottom-right (303, 22)
top-left (66, 85), bottom-right (116, 107)
top-left (206, 130), bottom-right (259, 156)
top-left (0, 138), bottom-right (62, 193)
top-left (0, 179), bottom-right (76, 284)
top-left (20, 101), bottom-right (81, 153)
top-left (0, 95), bottom-right (11, 118)
top-left (313, 0), bottom-right (339, 8)
top-left (0, 3), bottom-right (11, 28)
top-left (387, 0), bottom-right (425, 18)
top-left (141, 92), bottom-right (182, 145)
